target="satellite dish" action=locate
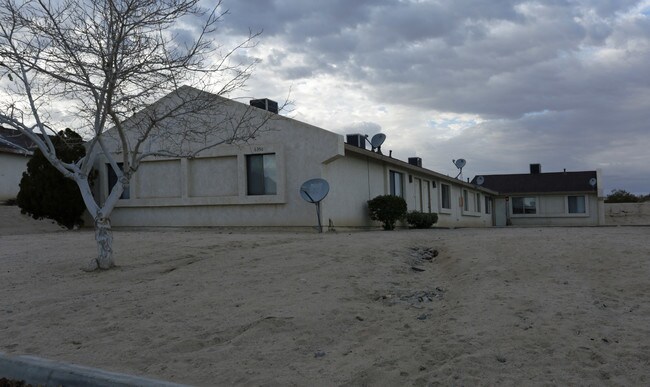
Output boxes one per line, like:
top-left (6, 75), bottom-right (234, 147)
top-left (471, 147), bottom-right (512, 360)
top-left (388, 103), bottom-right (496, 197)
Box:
top-left (589, 177), bottom-right (597, 188)
top-left (370, 133), bottom-right (386, 149)
top-left (300, 178), bottom-right (329, 203)
top-left (300, 178), bottom-right (330, 233)
top-left (453, 159), bottom-right (466, 179)
top-left (476, 176), bottom-right (485, 186)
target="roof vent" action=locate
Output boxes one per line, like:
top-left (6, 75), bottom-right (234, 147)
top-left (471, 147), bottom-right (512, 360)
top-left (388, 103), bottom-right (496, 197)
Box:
top-left (346, 134), bottom-right (367, 149)
top-left (408, 157), bottom-right (422, 167)
top-left (530, 163), bottom-right (541, 174)
top-left (250, 98), bottom-right (279, 114)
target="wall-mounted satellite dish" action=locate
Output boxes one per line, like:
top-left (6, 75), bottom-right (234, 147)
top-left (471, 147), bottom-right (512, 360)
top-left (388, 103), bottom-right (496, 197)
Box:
top-left (476, 175), bottom-right (485, 186)
top-left (300, 178), bottom-right (330, 233)
top-left (370, 133), bottom-right (386, 154)
top-left (589, 177), bottom-right (597, 188)
top-left (453, 159), bottom-right (466, 179)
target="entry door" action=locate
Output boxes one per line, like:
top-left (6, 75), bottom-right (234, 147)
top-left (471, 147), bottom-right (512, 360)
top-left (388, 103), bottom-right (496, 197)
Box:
top-left (495, 199), bottom-right (506, 226)
top-left (425, 181), bottom-right (432, 213)
top-left (414, 178), bottom-right (422, 212)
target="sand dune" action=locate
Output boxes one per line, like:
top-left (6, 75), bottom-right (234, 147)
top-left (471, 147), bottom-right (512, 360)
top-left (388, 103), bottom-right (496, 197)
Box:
top-left (1, 209), bottom-right (649, 385)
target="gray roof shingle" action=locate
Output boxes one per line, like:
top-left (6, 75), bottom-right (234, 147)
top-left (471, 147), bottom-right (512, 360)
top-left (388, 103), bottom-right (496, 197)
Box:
top-left (0, 127), bottom-right (39, 155)
top-left (471, 171), bottom-right (598, 194)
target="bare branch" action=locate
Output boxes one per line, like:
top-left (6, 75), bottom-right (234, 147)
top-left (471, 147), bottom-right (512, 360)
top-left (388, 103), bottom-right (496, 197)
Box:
top-left (1, 0), bottom-right (269, 269)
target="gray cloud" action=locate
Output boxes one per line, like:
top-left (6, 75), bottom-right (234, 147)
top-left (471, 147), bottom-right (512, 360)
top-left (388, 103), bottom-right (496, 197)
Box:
top-left (221, 0), bottom-right (650, 193)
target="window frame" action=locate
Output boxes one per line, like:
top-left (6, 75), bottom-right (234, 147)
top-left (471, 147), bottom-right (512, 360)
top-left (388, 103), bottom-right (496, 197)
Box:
top-left (106, 162), bottom-right (130, 200)
top-left (511, 196), bottom-right (537, 215)
top-left (440, 183), bottom-right (451, 212)
top-left (567, 195), bottom-right (587, 214)
top-left (246, 153), bottom-right (278, 196)
top-left (389, 170), bottom-right (404, 198)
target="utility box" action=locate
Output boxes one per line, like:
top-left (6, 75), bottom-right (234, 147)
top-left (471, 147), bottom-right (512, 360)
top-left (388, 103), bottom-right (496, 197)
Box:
top-left (408, 157), bottom-right (422, 167)
top-left (250, 98), bottom-right (279, 114)
top-left (346, 134), bottom-right (366, 149)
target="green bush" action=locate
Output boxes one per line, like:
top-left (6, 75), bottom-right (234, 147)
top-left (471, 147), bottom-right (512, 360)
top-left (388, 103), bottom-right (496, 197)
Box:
top-left (406, 211), bottom-right (438, 229)
top-left (17, 128), bottom-right (88, 229)
top-left (367, 195), bottom-right (407, 230)
top-left (605, 189), bottom-right (645, 203)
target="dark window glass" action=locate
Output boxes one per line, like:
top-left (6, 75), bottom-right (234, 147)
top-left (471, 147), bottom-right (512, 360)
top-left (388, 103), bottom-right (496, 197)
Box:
top-left (246, 154), bottom-right (277, 195)
top-left (107, 162), bottom-right (130, 199)
top-left (441, 184), bottom-right (451, 209)
top-left (512, 197), bottom-right (536, 214)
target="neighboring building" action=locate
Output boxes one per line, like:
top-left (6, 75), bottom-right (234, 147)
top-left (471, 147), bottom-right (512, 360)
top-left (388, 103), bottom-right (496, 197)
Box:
top-left (471, 164), bottom-right (605, 226)
top-left (95, 86), bottom-right (496, 229)
top-left (0, 127), bottom-right (37, 202)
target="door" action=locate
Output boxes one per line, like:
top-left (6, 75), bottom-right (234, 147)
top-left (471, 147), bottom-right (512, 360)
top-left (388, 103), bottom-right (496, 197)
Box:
top-left (414, 178), bottom-right (422, 211)
top-left (424, 180), bottom-right (432, 213)
top-left (495, 198), bottom-right (507, 226)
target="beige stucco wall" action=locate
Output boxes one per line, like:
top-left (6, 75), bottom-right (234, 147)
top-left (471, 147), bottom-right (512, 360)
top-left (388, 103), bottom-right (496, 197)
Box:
top-left (0, 153), bottom-right (29, 202)
top-left (605, 202), bottom-right (650, 225)
top-left (100, 99), bottom-right (345, 227)
top-left (97, 89), bottom-right (494, 229)
top-left (495, 193), bottom-right (602, 226)
top-left (324, 152), bottom-right (493, 228)
top-left (437, 184), bottom-right (494, 228)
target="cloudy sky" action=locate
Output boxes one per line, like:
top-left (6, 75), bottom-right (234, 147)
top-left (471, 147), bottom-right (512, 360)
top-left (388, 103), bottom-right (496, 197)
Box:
top-left (214, 0), bottom-right (650, 194)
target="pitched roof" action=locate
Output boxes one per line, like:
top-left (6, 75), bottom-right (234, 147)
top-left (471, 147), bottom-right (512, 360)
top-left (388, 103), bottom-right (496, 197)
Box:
top-left (471, 170), bottom-right (598, 195)
top-left (0, 127), bottom-right (39, 156)
top-left (344, 144), bottom-right (499, 194)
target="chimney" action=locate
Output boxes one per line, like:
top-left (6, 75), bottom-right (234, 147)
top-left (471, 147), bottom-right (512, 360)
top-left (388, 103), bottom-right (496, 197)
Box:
top-left (530, 163), bottom-right (541, 174)
top-left (346, 134), bottom-right (367, 149)
top-left (250, 98), bottom-right (279, 114)
top-left (408, 157), bottom-right (422, 167)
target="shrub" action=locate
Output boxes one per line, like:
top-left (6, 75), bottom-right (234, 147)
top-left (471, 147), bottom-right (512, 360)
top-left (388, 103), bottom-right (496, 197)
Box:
top-left (16, 128), bottom-right (88, 229)
top-left (406, 211), bottom-right (438, 229)
top-left (367, 195), bottom-right (407, 230)
top-left (605, 189), bottom-right (645, 203)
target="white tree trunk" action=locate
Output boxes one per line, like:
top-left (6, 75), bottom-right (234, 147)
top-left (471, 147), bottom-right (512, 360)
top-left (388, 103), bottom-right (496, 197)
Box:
top-left (84, 218), bottom-right (115, 271)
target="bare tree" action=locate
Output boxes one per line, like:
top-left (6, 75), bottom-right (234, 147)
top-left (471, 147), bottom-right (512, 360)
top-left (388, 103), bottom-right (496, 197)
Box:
top-left (0, 0), bottom-right (276, 270)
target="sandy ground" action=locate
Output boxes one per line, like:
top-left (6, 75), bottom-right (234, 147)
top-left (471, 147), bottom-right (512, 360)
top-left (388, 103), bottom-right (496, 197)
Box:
top-left (1, 205), bottom-right (649, 386)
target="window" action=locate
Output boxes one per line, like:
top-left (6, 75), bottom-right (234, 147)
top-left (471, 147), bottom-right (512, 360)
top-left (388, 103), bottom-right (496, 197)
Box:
top-left (476, 193), bottom-right (481, 212)
top-left (512, 196), bottom-right (536, 214)
top-left (441, 184), bottom-right (451, 209)
top-left (568, 195), bottom-right (586, 213)
top-left (389, 170), bottom-right (403, 197)
top-left (246, 154), bottom-right (277, 195)
top-left (107, 162), bottom-right (130, 199)
top-left (485, 196), bottom-right (492, 214)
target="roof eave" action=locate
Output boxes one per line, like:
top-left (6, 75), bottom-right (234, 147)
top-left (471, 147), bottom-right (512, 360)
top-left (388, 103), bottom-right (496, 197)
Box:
top-left (344, 144), bottom-right (499, 195)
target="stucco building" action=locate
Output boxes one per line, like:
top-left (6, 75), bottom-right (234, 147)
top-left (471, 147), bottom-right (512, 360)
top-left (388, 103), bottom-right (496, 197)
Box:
top-left (0, 127), bottom-right (36, 202)
top-left (95, 87), bottom-right (496, 229)
top-left (471, 164), bottom-right (605, 226)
